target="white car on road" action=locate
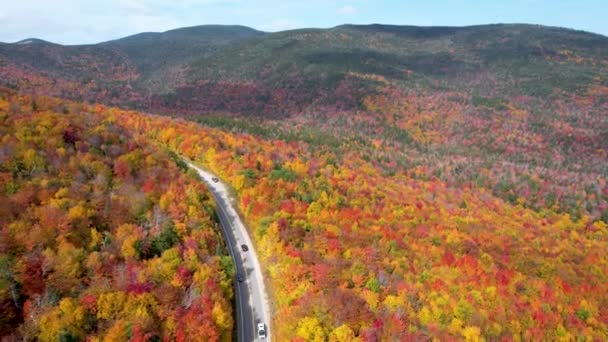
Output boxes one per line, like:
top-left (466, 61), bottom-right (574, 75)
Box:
top-left (257, 323), bottom-right (267, 339)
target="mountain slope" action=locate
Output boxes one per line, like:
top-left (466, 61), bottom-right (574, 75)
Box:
top-left (170, 24), bottom-right (607, 114)
top-left (99, 95), bottom-right (608, 341)
top-left (1, 24), bottom-right (606, 112)
top-left (0, 91), bottom-right (234, 340)
top-left (149, 24), bottom-right (608, 221)
top-left (1, 24), bottom-right (607, 219)
top-left (101, 25), bottom-right (266, 93)
top-left (0, 25), bottom-right (265, 105)
top-left (1, 23), bottom-right (608, 341)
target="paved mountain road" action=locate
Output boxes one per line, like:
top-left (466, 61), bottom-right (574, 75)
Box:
top-left (186, 161), bottom-right (272, 342)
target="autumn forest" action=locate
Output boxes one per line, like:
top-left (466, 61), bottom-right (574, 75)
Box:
top-left (1, 22), bottom-right (607, 341)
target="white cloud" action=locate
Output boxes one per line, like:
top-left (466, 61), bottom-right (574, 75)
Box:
top-left (338, 5), bottom-right (356, 15)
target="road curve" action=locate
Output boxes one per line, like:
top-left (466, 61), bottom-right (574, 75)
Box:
top-left (186, 161), bottom-right (272, 342)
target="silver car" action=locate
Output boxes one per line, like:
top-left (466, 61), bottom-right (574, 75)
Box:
top-left (257, 323), bottom-right (267, 339)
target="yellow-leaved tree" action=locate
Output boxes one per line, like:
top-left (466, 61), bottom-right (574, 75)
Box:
top-left (296, 316), bottom-right (326, 342)
top-left (38, 298), bottom-right (86, 342)
top-left (329, 324), bottom-right (358, 342)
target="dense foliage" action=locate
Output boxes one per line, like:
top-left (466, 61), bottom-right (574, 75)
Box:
top-left (0, 25), bottom-right (263, 108)
top-left (98, 101), bottom-right (607, 341)
top-left (0, 92), bottom-right (233, 341)
top-left (195, 79), bottom-right (608, 221)
top-left (2, 24), bottom-right (606, 116)
top-left (1, 23), bottom-right (607, 341)
top-left (2, 24), bottom-right (606, 219)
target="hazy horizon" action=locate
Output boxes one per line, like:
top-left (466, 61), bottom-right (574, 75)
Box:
top-left (1, 0), bottom-right (606, 44)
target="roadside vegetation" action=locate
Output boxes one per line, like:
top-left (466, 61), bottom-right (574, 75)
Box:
top-left (0, 92), bottom-right (233, 341)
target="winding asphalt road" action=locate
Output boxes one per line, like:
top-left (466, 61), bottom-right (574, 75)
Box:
top-left (186, 161), bottom-right (272, 342)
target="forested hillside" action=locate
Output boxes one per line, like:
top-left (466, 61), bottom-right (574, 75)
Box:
top-left (0, 91), bottom-right (233, 341)
top-left (1, 22), bottom-right (607, 341)
top-left (2, 24), bottom-right (606, 116)
top-left (2, 24), bottom-right (607, 219)
top-left (32, 96), bottom-right (604, 341)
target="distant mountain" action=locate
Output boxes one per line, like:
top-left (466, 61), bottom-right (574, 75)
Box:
top-left (2, 24), bottom-right (608, 342)
top-left (172, 23), bottom-right (607, 114)
top-left (100, 25), bottom-right (266, 93)
top-left (1, 23), bottom-right (605, 115)
top-left (0, 25), bottom-right (266, 105)
top-left (0, 25), bottom-right (608, 116)
top-left (14, 38), bottom-right (56, 45)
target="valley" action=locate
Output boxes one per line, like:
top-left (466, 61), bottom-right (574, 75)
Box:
top-left (0, 22), bottom-right (607, 341)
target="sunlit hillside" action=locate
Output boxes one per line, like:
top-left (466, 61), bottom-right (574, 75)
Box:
top-left (0, 92), bottom-right (233, 341)
top-left (1, 21), bottom-right (607, 341)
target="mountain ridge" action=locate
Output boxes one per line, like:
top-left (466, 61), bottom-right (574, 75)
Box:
top-left (1, 21), bottom-right (608, 341)
top-left (2, 22), bottom-right (606, 118)
top-left (2, 24), bottom-right (267, 45)
top-left (4, 23), bottom-right (608, 45)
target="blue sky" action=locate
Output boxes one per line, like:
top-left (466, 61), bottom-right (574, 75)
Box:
top-left (0, 0), bottom-right (606, 44)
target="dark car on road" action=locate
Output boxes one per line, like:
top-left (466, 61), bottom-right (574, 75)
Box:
top-left (211, 177), bottom-right (219, 183)
top-left (237, 273), bottom-right (244, 283)
top-left (241, 244), bottom-right (248, 252)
